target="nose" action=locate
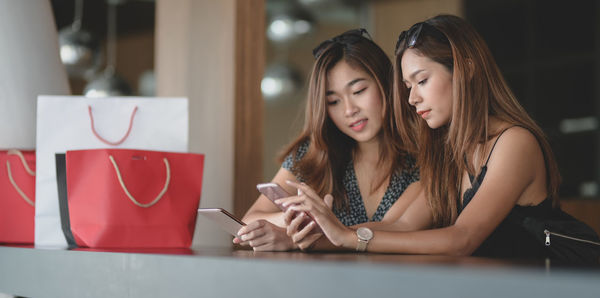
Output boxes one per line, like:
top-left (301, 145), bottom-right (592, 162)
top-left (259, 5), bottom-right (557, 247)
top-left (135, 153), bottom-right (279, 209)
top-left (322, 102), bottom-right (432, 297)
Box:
top-left (344, 98), bottom-right (359, 117)
top-left (407, 88), bottom-right (420, 107)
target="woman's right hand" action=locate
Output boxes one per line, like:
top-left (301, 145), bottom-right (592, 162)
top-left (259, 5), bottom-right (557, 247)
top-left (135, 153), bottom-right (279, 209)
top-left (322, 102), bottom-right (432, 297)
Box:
top-left (283, 209), bottom-right (323, 251)
top-left (234, 219), bottom-right (297, 251)
top-left (277, 181), bottom-right (355, 248)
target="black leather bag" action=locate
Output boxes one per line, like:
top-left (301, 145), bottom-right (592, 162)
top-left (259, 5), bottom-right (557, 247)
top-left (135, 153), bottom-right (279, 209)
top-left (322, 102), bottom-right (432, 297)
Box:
top-left (522, 211), bottom-right (600, 266)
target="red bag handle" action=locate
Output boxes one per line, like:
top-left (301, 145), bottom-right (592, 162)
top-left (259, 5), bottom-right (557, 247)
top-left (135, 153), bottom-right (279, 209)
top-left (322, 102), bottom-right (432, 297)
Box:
top-left (88, 105), bottom-right (138, 146)
top-left (108, 155), bottom-right (171, 208)
top-left (5, 150), bottom-right (35, 206)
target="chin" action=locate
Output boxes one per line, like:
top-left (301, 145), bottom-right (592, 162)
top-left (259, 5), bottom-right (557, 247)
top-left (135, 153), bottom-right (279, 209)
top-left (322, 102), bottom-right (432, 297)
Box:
top-left (424, 119), bottom-right (438, 129)
top-left (425, 117), bottom-right (449, 130)
top-left (353, 133), bottom-right (378, 144)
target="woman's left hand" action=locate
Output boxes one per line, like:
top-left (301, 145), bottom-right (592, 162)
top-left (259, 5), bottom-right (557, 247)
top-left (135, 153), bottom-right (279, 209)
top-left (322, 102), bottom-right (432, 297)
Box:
top-left (233, 219), bottom-right (296, 251)
top-left (276, 180), bottom-right (355, 248)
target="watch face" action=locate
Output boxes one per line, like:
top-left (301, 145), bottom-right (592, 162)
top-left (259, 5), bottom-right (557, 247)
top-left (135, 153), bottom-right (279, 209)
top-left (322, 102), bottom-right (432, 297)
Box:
top-left (357, 227), bottom-right (373, 240)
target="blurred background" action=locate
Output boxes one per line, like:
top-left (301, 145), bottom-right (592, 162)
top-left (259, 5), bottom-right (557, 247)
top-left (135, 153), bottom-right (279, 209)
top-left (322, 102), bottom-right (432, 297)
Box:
top-left (51, 0), bottom-right (155, 97)
top-left (49, 0), bottom-right (599, 201)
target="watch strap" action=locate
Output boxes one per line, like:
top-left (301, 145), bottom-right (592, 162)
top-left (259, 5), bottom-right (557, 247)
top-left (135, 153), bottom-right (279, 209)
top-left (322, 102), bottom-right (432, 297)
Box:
top-left (356, 238), bottom-right (368, 252)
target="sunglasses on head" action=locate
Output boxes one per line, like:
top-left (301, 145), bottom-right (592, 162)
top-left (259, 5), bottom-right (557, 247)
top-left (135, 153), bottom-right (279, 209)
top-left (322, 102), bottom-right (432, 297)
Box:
top-left (312, 28), bottom-right (372, 59)
top-left (395, 22), bottom-right (449, 54)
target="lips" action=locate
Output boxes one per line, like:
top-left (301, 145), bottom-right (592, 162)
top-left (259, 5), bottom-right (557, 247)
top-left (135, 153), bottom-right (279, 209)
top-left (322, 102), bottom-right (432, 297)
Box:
top-left (349, 119), bottom-right (367, 131)
top-left (417, 109), bottom-right (431, 119)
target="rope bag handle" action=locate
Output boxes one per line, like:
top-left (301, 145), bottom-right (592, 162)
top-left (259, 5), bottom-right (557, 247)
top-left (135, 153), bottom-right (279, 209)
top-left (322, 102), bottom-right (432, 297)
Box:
top-left (108, 155), bottom-right (170, 208)
top-left (5, 150), bottom-right (35, 206)
top-left (88, 105), bottom-right (138, 146)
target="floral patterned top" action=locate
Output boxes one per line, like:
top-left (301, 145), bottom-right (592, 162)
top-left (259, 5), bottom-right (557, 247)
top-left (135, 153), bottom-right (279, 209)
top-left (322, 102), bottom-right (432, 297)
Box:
top-left (282, 141), bottom-right (419, 226)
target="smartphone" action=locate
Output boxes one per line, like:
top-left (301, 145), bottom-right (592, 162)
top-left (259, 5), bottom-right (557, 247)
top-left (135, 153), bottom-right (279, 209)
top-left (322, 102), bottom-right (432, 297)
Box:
top-left (256, 182), bottom-right (320, 232)
top-left (197, 208), bottom-right (245, 237)
top-left (256, 182), bottom-right (292, 211)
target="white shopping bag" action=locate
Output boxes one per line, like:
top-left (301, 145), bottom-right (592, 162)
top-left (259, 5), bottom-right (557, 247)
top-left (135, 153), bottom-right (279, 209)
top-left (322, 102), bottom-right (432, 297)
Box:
top-left (35, 96), bottom-right (189, 247)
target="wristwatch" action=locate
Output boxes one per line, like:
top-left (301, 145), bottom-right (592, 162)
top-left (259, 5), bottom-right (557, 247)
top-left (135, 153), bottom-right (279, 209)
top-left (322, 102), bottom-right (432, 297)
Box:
top-left (356, 227), bottom-right (373, 252)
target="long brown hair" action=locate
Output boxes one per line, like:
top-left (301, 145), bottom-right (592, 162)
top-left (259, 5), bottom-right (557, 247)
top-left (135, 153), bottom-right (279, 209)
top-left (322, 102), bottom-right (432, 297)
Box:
top-left (280, 30), bottom-right (412, 211)
top-left (393, 15), bottom-right (561, 227)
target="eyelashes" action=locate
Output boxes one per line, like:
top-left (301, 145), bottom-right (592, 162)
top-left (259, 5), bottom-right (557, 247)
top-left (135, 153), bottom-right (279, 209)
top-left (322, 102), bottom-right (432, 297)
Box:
top-left (353, 87), bottom-right (367, 95)
top-left (405, 78), bottom-right (428, 92)
top-left (326, 87), bottom-right (368, 105)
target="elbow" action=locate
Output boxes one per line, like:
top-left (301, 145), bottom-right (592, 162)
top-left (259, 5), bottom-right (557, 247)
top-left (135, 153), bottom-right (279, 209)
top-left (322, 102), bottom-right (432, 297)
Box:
top-left (446, 228), bottom-right (479, 257)
top-left (448, 244), bottom-right (476, 257)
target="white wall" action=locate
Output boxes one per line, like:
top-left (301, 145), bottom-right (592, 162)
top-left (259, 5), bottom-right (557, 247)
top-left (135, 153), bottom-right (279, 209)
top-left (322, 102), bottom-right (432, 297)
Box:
top-left (155, 0), bottom-right (235, 248)
top-left (0, 0), bottom-right (70, 149)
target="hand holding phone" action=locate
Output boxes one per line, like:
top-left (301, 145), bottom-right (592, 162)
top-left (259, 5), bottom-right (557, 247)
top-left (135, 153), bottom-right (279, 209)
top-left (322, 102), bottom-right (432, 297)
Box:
top-left (256, 182), bottom-right (321, 233)
top-left (256, 182), bottom-right (293, 211)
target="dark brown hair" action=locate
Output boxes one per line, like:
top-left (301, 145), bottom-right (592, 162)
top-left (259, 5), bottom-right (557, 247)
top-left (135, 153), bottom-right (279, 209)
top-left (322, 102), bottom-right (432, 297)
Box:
top-left (280, 30), bottom-right (412, 210)
top-left (393, 15), bottom-right (561, 227)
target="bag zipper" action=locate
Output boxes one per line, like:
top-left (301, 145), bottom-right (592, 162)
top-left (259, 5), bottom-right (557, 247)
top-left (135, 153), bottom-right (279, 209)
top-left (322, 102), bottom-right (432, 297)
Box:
top-left (544, 229), bottom-right (600, 247)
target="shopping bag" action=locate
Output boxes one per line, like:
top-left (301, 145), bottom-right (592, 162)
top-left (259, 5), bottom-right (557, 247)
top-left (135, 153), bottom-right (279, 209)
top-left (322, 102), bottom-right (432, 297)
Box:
top-left (522, 213), bottom-right (600, 265)
top-left (57, 149), bottom-right (204, 248)
top-left (0, 150), bottom-right (36, 243)
top-left (55, 153), bottom-right (76, 246)
top-left (36, 96), bottom-right (188, 247)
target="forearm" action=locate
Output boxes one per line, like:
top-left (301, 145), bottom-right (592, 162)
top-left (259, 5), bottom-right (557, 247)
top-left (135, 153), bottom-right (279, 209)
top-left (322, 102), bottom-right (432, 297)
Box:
top-left (353, 220), bottom-right (420, 232)
top-left (310, 220), bottom-right (432, 252)
top-left (360, 226), bottom-right (473, 255)
top-left (308, 233), bottom-right (353, 251)
top-left (242, 210), bottom-right (286, 227)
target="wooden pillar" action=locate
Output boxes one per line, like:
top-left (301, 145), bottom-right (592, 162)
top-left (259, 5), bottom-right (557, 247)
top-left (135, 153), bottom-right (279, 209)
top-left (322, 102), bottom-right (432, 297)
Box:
top-left (233, 0), bottom-right (265, 218)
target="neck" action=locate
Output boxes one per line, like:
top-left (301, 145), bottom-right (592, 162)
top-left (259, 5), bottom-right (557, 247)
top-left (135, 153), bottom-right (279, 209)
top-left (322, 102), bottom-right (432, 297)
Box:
top-left (488, 116), bottom-right (505, 135)
top-left (355, 137), bottom-right (381, 165)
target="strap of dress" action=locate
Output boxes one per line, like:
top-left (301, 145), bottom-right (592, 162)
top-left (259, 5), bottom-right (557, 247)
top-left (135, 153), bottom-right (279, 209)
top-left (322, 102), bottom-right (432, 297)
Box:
top-left (483, 126), bottom-right (517, 166)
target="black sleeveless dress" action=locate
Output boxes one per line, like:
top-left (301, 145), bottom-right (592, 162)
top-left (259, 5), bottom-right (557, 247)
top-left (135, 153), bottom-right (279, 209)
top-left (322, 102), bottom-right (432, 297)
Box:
top-left (459, 127), bottom-right (600, 263)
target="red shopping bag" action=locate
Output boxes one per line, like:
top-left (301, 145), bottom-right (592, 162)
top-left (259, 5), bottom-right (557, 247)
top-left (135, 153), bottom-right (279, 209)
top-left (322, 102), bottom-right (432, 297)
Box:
top-left (65, 149), bottom-right (204, 248)
top-left (0, 150), bottom-right (36, 243)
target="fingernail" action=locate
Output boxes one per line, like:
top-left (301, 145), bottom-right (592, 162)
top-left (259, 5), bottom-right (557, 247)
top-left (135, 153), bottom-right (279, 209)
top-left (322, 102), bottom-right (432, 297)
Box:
top-left (297, 189), bottom-right (303, 196)
top-left (285, 180), bottom-right (293, 185)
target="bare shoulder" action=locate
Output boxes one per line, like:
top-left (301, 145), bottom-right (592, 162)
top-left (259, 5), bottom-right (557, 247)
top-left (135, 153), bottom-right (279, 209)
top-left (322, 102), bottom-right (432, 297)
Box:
top-left (487, 126), bottom-right (544, 178)
top-left (494, 126), bottom-right (541, 155)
